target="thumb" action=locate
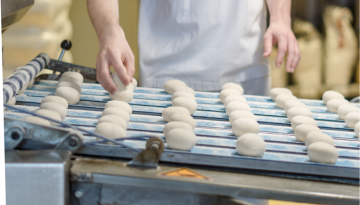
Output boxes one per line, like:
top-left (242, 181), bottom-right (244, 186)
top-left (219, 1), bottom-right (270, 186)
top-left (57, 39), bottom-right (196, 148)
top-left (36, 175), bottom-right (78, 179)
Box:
top-left (263, 33), bottom-right (273, 58)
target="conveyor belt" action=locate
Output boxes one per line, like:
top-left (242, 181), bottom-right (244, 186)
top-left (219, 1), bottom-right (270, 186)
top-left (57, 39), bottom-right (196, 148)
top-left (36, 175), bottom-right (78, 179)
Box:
top-left (4, 80), bottom-right (360, 180)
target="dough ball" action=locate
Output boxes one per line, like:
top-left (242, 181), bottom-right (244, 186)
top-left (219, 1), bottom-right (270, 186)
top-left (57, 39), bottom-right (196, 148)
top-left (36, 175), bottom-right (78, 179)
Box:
top-left (236, 133), bottom-right (266, 157)
top-left (322, 90), bottom-right (344, 104)
top-left (169, 112), bottom-right (196, 129)
top-left (162, 107), bottom-right (190, 122)
top-left (109, 88), bottom-right (134, 103)
top-left (102, 107), bottom-right (130, 122)
top-left (62, 71), bottom-right (84, 83)
top-left (95, 122), bottom-right (126, 140)
top-left (305, 131), bottom-right (334, 148)
top-left (27, 78), bottom-right (34, 88)
top-left (105, 100), bottom-right (132, 115)
top-left (270, 88), bottom-right (293, 101)
top-left (23, 116), bottom-right (51, 126)
top-left (229, 110), bottom-right (256, 125)
top-left (172, 86), bottom-right (195, 96)
top-left (41, 96), bottom-right (68, 109)
top-left (6, 97), bottom-right (16, 105)
top-left (284, 100), bottom-right (307, 113)
top-left (326, 99), bottom-right (349, 113)
top-left (17, 85), bottom-right (27, 94)
top-left (308, 142), bottom-right (338, 164)
top-left (55, 87), bottom-right (81, 105)
top-left (17, 94), bottom-right (27, 97)
top-left (40, 102), bottom-right (67, 120)
top-left (232, 118), bottom-right (259, 137)
top-left (225, 101), bottom-right (251, 115)
top-left (337, 104), bottom-right (359, 119)
top-left (287, 107), bottom-right (312, 121)
top-left (128, 83), bottom-right (135, 91)
top-left (294, 124), bottom-right (320, 142)
top-left (355, 121), bottom-right (360, 138)
top-left (219, 89), bottom-right (242, 103)
top-left (224, 95), bottom-right (247, 107)
top-left (345, 112), bottom-right (360, 128)
top-left (59, 76), bottom-right (82, 87)
top-left (164, 79), bottom-right (187, 94)
top-left (35, 109), bottom-right (62, 125)
top-left (275, 94), bottom-right (297, 109)
top-left (172, 97), bottom-right (198, 114)
top-left (221, 83), bottom-right (244, 94)
top-left (163, 121), bottom-right (194, 136)
top-left (291, 116), bottom-right (317, 130)
top-left (132, 78), bottom-right (138, 87)
top-left (111, 72), bottom-right (133, 92)
top-left (57, 81), bottom-right (81, 93)
top-left (171, 91), bottom-right (196, 101)
top-left (98, 115), bottom-right (128, 130)
top-left (166, 128), bottom-right (197, 151)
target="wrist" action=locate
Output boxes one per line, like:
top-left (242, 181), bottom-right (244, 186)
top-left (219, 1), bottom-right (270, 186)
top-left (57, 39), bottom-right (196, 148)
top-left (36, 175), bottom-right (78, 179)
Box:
top-left (269, 15), bottom-right (291, 27)
top-left (97, 24), bottom-right (125, 43)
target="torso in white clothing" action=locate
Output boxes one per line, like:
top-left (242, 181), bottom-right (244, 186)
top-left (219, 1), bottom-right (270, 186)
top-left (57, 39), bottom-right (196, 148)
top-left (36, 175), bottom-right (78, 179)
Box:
top-left (138, 0), bottom-right (269, 91)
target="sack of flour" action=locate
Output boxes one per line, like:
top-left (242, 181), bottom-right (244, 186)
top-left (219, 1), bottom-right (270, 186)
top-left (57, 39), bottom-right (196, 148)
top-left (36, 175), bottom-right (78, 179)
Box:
top-left (323, 6), bottom-right (358, 86)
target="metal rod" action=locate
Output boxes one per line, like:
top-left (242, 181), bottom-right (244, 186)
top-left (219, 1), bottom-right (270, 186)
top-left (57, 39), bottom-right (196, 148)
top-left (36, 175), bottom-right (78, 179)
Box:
top-left (3, 104), bottom-right (141, 153)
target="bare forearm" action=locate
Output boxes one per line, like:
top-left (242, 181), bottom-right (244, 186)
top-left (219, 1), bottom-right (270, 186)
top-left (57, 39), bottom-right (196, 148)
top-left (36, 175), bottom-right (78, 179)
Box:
top-left (87, 0), bottom-right (121, 41)
top-left (266, 0), bottom-right (291, 26)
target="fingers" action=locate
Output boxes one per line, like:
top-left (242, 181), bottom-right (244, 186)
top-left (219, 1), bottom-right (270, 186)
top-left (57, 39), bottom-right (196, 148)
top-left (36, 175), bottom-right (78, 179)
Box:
top-left (275, 36), bottom-right (288, 68)
top-left (291, 40), bottom-right (301, 73)
top-left (263, 33), bottom-right (273, 58)
top-left (124, 54), bottom-right (135, 82)
top-left (108, 50), bottom-right (130, 86)
top-left (97, 54), bottom-right (118, 94)
top-left (285, 38), bottom-right (296, 73)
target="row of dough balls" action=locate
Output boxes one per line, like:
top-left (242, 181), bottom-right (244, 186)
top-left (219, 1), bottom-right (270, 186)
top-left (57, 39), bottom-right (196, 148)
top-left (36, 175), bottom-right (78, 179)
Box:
top-left (55, 72), bottom-right (83, 104)
top-left (162, 105), bottom-right (197, 151)
top-left (271, 88), bottom-right (314, 121)
top-left (94, 100), bottom-right (133, 142)
top-left (271, 88), bottom-right (338, 164)
top-left (292, 116), bottom-right (338, 164)
top-left (164, 79), bottom-right (198, 114)
top-left (162, 80), bottom-right (198, 150)
top-left (110, 73), bottom-right (138, 103)
top-left (23, 96), bottom-right (69, 126)
top-left (220, 83), bottom-right (266, 158)
top-left (322, 90), bottom-right (360, 130)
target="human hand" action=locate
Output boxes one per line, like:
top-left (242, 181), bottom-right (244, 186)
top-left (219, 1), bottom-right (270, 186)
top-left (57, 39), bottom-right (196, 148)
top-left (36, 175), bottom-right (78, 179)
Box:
top-left (263, 20), bottom-right (300, 73)
top-left (96, 25), bottom-right (135, 94)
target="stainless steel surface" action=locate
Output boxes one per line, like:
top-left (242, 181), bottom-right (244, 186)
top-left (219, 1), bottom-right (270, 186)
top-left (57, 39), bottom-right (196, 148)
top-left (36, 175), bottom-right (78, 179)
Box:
top-left (128, 137), bottom-right (164, 169)
top-left (1, 0), bottom-right (34, 31)
top-left (6, 150), bottom-right (71, 205)
top-left (71, 157), bottom-right (359, 205)
top-left (76, 143), bottom-right (360, 179)
top-left (70, 182), bottom-right (101, 205)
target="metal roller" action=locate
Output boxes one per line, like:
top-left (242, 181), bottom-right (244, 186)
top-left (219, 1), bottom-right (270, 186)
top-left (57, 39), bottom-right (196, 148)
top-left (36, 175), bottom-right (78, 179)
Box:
top-left (3, 53), bottom-right (50, 104)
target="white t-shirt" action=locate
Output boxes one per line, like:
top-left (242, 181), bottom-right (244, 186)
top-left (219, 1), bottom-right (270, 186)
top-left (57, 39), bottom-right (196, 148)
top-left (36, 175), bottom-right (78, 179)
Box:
top-left (138, 0), bottom-right (269, 91)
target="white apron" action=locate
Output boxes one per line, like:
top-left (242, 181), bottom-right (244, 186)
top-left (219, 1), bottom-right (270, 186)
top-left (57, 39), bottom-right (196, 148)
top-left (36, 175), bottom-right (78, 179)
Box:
top-left (138, 0), bottom-right (270, 91)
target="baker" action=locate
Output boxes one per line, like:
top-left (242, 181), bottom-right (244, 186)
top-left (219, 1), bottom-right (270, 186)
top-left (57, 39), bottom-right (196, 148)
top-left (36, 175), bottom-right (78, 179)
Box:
top-left (86, 0), bottom-right (300, 95)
